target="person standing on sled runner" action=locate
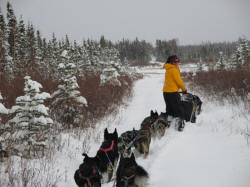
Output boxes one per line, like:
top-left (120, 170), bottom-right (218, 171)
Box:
top-left (163, 55), bottom-right (187, 131)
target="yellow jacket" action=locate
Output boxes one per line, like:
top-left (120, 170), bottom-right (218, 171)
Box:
top-left (163, 63), bottom-right (187, 92)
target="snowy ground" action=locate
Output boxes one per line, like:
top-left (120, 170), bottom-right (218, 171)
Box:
top-left (1, 64), bottom-right (250, 187)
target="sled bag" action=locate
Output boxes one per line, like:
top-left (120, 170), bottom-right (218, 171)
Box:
top-left (181, 101), bottom-right (193, 122)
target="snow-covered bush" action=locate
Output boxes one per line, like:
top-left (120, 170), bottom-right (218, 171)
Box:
top-left (6, 76), bottom-right (53, 158)
top-left (51, 50), bottom-right (87, 128)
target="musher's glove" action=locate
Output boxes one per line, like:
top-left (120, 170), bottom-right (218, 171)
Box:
top-left (182, 90), bottom-right (187, 94)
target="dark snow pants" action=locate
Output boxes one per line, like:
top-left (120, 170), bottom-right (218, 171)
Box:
top-left (163, 92), bottom-right (185, 120)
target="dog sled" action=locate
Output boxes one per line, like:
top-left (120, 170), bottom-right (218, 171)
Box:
top-left (181, 93), bottom-right (202, 123)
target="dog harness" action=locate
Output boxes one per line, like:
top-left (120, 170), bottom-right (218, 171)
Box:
top-left (78, 168), bottom-right (99, 187)
top-left (99, 140), bottom-right (116, 181)
top-left (121, 174), bottom-right (136, 187)
top-left (99, 140), bottom-right (114, 153)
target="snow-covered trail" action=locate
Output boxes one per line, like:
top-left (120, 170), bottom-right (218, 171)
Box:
top-left (102, 65), bottom-right (250, 187)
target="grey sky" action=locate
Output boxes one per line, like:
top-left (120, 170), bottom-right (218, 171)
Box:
top-left (0, 0), bottom-right (249, 45)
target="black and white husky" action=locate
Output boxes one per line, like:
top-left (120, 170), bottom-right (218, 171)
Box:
top-left (116, 153), bottom-right (148, 187)
top-left (96, 128), bottom-right (119, 182)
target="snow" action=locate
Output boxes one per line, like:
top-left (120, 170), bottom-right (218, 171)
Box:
top-left (0, 93), bottom-right (9, 114)
top-left (1, 64), bottom-right (250, 187)
top-left (0, 103), bottom-right (9, 114)
top-left (61, 50), bottom-right (68, 58)
top-left (75, 96), bottom-right (88, 106)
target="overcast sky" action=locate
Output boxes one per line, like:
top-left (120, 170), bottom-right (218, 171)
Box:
top-left (0, 0), bottom-right (249, 45)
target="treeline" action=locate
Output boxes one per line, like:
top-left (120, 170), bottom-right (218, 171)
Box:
top-left (114, 38), bottom-right (239, 65)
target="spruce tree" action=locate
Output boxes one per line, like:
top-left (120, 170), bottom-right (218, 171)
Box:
top-left (35, 30), bottom-right (43, 62)
top-left (26, 23), bottom-right (36, 68)
top-left (238, 38), bottom-right (250, 66)
top-left (100, 46), bottom-right (123, 86)
top-left (8, 76), bottom-right (53, 157)
top-left (231, 38), bottom-right (250, 69)
top-left (216, 52), bottom-right (226, 71)
top-left (196, 57), bottom-right (203, 72)
top-left (51, 50), bottom-right (87, 128)
top-left (6, 2), bottom-right (17, 59)
top-left (0, 9), bottom-right (14, 78)
top-left (15, 16), bottom-right (27, 73)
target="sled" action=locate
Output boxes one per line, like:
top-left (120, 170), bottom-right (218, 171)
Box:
top-left (181, 93), bottom-right (202, 123)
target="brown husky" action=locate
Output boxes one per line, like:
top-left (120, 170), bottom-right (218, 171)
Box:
top-left (137, 110), bottom-right (159, 158)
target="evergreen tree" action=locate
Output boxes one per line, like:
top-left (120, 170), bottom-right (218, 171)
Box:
top-left (238, 38), bottom-right (250, 66)
top-left (100, 46), bottom-right (122, 86)
top-left (15, 16), bottom-right (28, 73)
top-left (48, 33), bottom-right (60, 77)
top-left (8, 76), bottom-right (53, 157)
top-left (216, 51), bottom-right (226, 70)
top-left (230, 38), bottom-right (250, 69)
top-left (0, 9), bottom-right (14, 77)
top-left (71, 40), bottom-right (84, 76)
top-left (85, 40), bottom-right (100, 71)
top-left (35, 30), bottom-right (43, 62)
top-left (6, 2), bottom-right (17, 59)
top-left (51, 50), bottom-right (87, 128)
top-left (196, 57), bottom-right (203, 72)
top-left (26, 23), bottom-right (36, 67)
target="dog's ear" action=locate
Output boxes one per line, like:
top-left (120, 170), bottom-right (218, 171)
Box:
top-left (82, 153), bottom-right (89, 161)
top-left (114, 128), bottom-right (118, 138)
top-left (155, 110), bottom-right (159, 117)
top-left (150, 110), bottom-right (154, 116)
top-left (104, 128), bottom-right (109, 140)
top-left (130, 153), bottom-right (135, 161)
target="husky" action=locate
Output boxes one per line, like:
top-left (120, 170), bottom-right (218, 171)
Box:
top-left (193, 95), bottom-right (202, 115)
top-left (138, 110), bottom-right (159, 158)
top-left (74, 153), bottom-right (102, 187)
top-left (118, 128), bottom-right (151, 158)
top-left (151, 112), bottom-right (170, 139)
top-left (117, 128), bottom-right (138, 157)
top-left (116, 153), bottom-right (148, 187)
top-left (96, 128), bottom-right (119, 182)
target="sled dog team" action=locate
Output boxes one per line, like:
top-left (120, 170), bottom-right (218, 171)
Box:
top-left (74, 93), bottom-right (202, 187)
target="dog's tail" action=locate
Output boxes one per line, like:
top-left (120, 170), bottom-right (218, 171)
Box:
top-left (136, 165), bottom-right (148, 177)
top-left (134, 165), bottom-right (149, 186)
